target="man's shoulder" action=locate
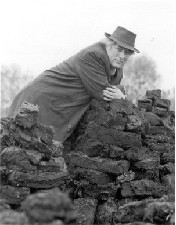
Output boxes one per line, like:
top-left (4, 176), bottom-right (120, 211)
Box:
top-left (81, 42), bottom-right (106, 55)
top-left (78, 42), bottom-right (109, 61)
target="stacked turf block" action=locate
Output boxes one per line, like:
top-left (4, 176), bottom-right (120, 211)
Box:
top-left (0, 102), bottom-right (69, 207)
top-left (66, 90), bottom-right (175, 225)
top-left (138, 90), bottom-right (175, 194)
top-left (0, 91), bottom-right (175, 225)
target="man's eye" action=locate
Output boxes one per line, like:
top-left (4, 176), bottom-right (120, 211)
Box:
top-left (116, 47), bottom-right (123, 51)
top-left (126, 50), bottom-right (134, 55)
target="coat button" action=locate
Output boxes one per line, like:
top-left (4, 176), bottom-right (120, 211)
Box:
top-left (68, 125), bottom-right (72, 129)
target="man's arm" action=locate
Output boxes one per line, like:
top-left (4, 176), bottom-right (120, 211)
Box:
top-left (75, 50), bottom-right (111, 100)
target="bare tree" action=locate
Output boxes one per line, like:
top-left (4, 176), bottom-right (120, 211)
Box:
top-left (121, 54), bottom-right (160, 104)
top-left (1, 64), bottom-right (34, 117)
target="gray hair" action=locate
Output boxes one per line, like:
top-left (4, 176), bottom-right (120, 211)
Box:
top-left (100, 38), bottom-right (118, 48)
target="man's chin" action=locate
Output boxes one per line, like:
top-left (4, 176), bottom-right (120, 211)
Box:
top-left (111, 61), bottom-right (124, 68)
top-left (113, 64), bottom-right (123, 68)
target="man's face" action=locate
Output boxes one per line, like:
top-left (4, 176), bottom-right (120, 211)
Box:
top-left (107, 43), bottom-right (134, 68)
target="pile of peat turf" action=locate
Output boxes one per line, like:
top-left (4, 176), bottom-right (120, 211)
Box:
top-left (0, 102), bottom-right (77, 224)
top-left (0, 90), bottom-right (175, 225)
top-left (66, 89), bottom-right (175, 225)
top-left (0, 101), bottom-right (69, 203)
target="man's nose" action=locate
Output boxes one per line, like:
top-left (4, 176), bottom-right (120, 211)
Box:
top-left (119, 50), bottom-right (125, 59)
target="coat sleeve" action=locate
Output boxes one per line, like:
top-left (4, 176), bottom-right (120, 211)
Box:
top-left (75, 50), bottom-right (111, 100)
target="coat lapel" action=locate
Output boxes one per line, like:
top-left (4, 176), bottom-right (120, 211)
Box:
top-left (98, 42), bottom-right (123, 85)
top-left (98, 42), bottom-right (111, 82)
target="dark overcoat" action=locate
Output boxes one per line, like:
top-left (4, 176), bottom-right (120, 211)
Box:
top-left (8, 42), bottom-right (123, 142)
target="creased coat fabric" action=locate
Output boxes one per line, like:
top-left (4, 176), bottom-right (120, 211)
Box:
top-left (8, 42), bottom-right (123, 142)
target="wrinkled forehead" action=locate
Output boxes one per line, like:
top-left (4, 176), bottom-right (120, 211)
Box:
top-left (109, 38), bottom-right (125, 48)
top-left (113, 41), bottom-right (134, 53)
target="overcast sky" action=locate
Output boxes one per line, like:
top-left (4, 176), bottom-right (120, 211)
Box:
top-left (1, 0), bottom-right (175, 91)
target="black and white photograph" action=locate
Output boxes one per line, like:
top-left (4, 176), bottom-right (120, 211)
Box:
top-left (1, 0), bottom-right (175, 224)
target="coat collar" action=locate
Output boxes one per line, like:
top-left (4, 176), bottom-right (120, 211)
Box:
top-left (98, 42), bottom-right (123, 84)
top-left (98, 42), bottom-right (111, 82)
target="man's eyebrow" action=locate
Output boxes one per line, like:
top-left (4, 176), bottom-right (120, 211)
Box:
top-left (116, 45), bottom-right (123, 48)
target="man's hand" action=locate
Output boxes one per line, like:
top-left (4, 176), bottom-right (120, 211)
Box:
top-left (103, 86), bottom-right (126, 101)
top-left (115, 85), bottom-right (126, 95)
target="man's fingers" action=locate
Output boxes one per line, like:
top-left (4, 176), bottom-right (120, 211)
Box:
top-left (103, 91), bottom-right (115, 98)
top-left (110, 85), bottom-right (117, 89)
top-left (103, 96), bottom-right (112, 101)
top-left (103, 89), bottom-right (119, 95)
top-left (105, 87), bottom-right (119, 93)
top-left (104, 89), bottom-right (124, 97)
top-left (103, 88), bottom-right (126, 100)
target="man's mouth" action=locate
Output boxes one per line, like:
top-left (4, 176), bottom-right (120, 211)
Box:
top-left (115, 60), bottom-right (123, 64)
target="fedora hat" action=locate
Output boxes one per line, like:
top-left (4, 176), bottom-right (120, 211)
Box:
top-left (105, 26), bottom-right (140, 53)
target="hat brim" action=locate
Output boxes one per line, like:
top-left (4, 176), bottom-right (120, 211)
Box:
top-left (105, 32), bottom-right (140, 53)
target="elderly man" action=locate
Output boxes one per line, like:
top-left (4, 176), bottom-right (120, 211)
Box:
top-left (8, 26), bottom-right (139, 146)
